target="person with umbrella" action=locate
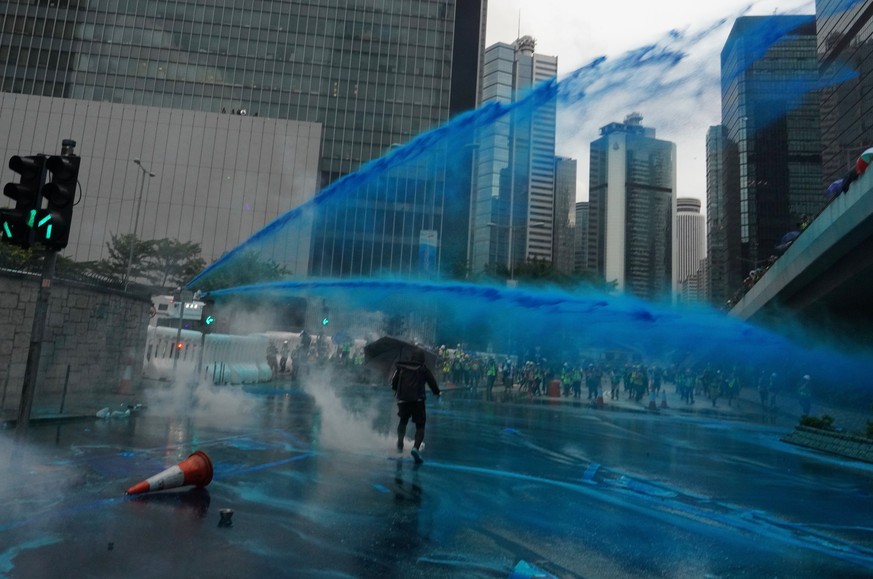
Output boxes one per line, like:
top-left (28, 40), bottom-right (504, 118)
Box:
top-left (392, 348), bottom-right (441, 464)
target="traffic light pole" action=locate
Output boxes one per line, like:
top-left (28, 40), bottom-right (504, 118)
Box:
top-left (15, 249), bottom-right (57, 441)
top-left (14, 139), bottom-right (76, 441)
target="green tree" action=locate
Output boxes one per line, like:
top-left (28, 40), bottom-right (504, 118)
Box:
top-left (84, 232), bottom-right (153, 283)
top-left (146, 238), bottom-right (207, 288)
top-left (194, 250), bottom-right (291, 292)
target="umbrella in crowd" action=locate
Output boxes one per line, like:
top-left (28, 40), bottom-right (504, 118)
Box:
top-left (825, 179), bottom-right (844, 200)
top-left (775, 230), bottom-right (800, 254)
top-left (856, 147), bottom-right (873, 176)
top-left (363, 336), bottom-right (438, 377)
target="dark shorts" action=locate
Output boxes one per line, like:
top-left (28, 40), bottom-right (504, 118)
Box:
top-left (397, 400), bottom-right (426, 425)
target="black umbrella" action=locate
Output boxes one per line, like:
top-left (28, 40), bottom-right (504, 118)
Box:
top-left (363, 336), bottom-right (438, 376)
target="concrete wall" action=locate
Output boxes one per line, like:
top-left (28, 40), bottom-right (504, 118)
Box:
top-left (0, 270), bottom-right (149, 415)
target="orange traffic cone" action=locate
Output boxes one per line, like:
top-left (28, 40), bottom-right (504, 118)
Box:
top-left (125, 450), bottom-right (214, 495)
top-left (648, 390), bottom-right (657, 410)
top-left (660, 390), bottom-right (668, 409)
top-left (595, 388), bottom-right (604, 409)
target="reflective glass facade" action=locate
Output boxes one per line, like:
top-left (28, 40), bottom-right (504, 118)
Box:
top-left (817, 0), bottom-right (873, 186)
top-left (719, 16), bottom-right (821, 298)
top-left (470, 38), bottom-right (557, 277)
top-left (1, 0), bottom-right (487, 278)
top-left (0, 93), bottom-right (321, 269)
top-left (588, 118), bottom-right (676, 301)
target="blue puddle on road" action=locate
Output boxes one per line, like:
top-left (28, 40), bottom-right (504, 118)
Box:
top-left (421, 455), bottom-right (873, 572)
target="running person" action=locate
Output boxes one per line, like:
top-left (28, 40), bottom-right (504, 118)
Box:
top-left (392, 349), bottom-right (441, 464)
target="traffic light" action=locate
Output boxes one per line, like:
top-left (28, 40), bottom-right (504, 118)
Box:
top-left (38, 154), bottom-right (80, 249)
top-left (1, 155), bottom-right (46, 248)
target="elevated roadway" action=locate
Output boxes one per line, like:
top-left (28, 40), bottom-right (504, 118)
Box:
top-left (730, 169), bottom-right (873, 337)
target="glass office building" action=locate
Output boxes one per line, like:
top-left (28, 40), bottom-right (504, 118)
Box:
top-left (588, 114), bottom-right (676, 301)
top-left (716, 16), bottom-right (821, 301)
top-left (817, 0), bottom-right (873, 186)
top-left (0, 0), bottom-right (487, 277)
top-left (470, 37), bottom-right (558, 278)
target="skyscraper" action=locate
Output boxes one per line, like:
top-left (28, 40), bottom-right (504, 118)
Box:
top-left (0, 1), bottom-right (487, 275)
top-left (706, 124), bottom-right (733, 307)
top-left (711, 15), bottom-right (821, 303)
top-left (817, 0), bottom-right (873, 186)
top-left (588, 113), bottom-right (676, 301)
top-left (574, 201), bottom-right (589, 275)
top-left (676, 197), bottom-right (707, 302)
top-left (553, 156), bottom-right (577, 275)
top-left (470, 36), bottom-right (558, 277)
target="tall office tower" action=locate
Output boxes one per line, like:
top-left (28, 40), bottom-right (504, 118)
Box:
top-left (470, 36), bottom-right (558, 278)
top-left (574, 202), bottom-right (589, 275)
top-left (588, 113), bottom-right (676, 301)
top-left (817, 0), bottom-right (873, 186)
top-left (715, 15), bottom-right (821, 302)
top-left (706, 125), bottom-right (733, 307)
top-left (676, 197), bottom-right (707, 302)
top-left (0, 1), bottom-right (487, 275)
top-left (553, 156), bottom-right (577, 275)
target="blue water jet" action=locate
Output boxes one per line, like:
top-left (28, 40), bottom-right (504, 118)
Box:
top-left (185, 9), bottom-right (873, 393)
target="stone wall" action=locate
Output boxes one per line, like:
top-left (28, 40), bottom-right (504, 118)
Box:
top-left (781, 425), bottom-right (873, 464)
top-left (0, 269), bottom-right (150, 414)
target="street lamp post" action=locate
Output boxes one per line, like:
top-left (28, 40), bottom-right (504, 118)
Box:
top-left (124, 159), bottom-right (155, 290)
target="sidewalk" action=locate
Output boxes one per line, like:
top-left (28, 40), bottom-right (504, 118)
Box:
top-left (0, 388), bottom-right (148, 428)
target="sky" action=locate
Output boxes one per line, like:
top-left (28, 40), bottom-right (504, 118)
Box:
top-left (485, 0), bottom-right (815, 208)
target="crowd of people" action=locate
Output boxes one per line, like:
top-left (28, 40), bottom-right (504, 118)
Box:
top-left (431, 348), bottom-right (815, 414)
top-left (725, 143), bottom-right (873, 310)
top-left (264, 335), bottom-right (817, 417)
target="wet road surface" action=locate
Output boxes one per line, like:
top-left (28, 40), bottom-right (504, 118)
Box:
top-left (2, 380), bottom-right (873, 578)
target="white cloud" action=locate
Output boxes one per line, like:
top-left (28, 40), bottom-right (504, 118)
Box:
top-left (486, 0), bottom-right (815, 207)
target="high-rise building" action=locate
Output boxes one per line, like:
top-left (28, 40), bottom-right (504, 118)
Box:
top-left (588, 113), bottom-right (676, 300)
top-left (676, 197), bottom-right (707, 302)
top-left (706, 125), bottom-right (733, 307)
top-left (0, 93), bottom-right (321, 271)
top-left (553, 156), bottom-right (577, 275)
top-left (817, 0), bottom-right (873, 186)
top-left (712, 15), bottom-right (821, 303)
top-left (470, 36), bottom-right (558, 277)
top-left (0, 1), bottom-right (487, 276)
top-left (574, 202), bottom-right (589, 275)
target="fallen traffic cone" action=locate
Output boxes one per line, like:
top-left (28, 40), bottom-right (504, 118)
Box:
top-left (660, 390), bottom-right (668, 409)
top-left (125, 450), bottom-right (214, 495)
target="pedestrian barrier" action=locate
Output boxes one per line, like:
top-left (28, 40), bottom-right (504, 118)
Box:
top-left (143, 328), bottom-right (271, 384)
top-left (201, 334), bottom-right (271, 384)
top-left (143, 326), bottom-right (203, 381)
top-left (125, 450), bottom-right (214, 495)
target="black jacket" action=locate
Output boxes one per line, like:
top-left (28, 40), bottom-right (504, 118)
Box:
top-left (391, 362), bottom-right (440, 402)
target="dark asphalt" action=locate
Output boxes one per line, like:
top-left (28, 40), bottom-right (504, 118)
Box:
top-left (1, 377), bottom-right (872, 578)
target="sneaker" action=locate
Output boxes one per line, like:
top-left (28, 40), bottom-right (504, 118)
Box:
top-left (411, 447), bottom-right (423, 464)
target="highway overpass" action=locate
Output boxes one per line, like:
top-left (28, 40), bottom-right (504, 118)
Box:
top-left (730, 169), bottom-right (873, 339)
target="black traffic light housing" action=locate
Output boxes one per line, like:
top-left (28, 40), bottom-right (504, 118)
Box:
top-left (1, 155), bottom-right (47, 248)
top-left (38, 154), bottom-right (80, 250)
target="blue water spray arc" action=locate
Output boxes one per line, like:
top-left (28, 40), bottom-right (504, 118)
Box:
top-left (186, 8), bottom-right (873, 387)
